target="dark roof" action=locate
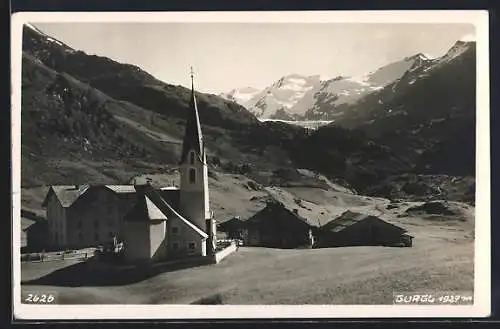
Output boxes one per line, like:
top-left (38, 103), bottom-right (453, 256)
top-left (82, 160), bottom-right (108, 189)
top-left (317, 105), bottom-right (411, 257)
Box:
top-left (42, 185), bottom-right (90, 208)
top-left (42, 184), bottom-right (179, 208)
top-left (322, 210), bottom-right (407, 234)
top-left (156, 187), bottom-right (180, 209)
top-left (246, 201), bottom-right (314, 228)
top-left (218, 217), bottom-right (243, 228)
top-left (105, 185), bottom-right (137, 194)
top-left (123, 194), bottom-right (168, 222)
top-left (180, 78), bottom-right (204, 164)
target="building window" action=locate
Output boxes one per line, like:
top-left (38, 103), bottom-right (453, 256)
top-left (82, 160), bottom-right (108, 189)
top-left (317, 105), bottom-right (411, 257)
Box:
top-left (172, 242), bottom-right (179, 250)
top-left (187, 241), bottom-right (196, 255)
top-left (189, 168), bottom-right (196, 184)
top-left (171, 226), bottom-right (179, 236)
top-left (189, 151), bottom-right (195, 165)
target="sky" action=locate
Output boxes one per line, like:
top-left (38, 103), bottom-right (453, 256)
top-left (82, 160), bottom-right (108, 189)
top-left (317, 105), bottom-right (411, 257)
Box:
top-left (32, 22), bottom-right (475, 94)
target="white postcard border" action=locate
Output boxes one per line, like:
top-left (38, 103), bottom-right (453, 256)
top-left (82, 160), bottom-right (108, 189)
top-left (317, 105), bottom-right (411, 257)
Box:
top-left (11, 10), bottom-right (491, 320)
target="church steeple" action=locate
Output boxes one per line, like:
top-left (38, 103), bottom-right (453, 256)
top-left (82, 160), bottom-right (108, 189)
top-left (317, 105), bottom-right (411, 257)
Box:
top-left (181, 67), bottom-right (204, 164)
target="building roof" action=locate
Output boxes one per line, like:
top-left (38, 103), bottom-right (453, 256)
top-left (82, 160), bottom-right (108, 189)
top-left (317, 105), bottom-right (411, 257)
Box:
top-left (246, 201), bottom-right (315, 228)
top-left (127, 184), bottom-right (208, 238)
top-left (42, 185), bottom-right (90, 208)
top-left (124, 194), bottom-right (168, 222)
top-left (42, 184), bottom-right (179, 208)
top-left (105, 185), bottom-right (137, 193)
top-left (322, 210), bottom-right (407, 234)
top-left (218, 216), bottom-right (243, 228)
top-left (145, 196), bottom-right (168, 220)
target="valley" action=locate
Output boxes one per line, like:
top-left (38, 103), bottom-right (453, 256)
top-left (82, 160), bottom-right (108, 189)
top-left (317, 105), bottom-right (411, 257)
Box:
top-left (17, 23), bottom-right (477, 306)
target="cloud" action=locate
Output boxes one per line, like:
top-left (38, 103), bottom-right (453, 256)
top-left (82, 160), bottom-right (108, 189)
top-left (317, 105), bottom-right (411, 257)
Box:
top-left (459, 33), bottom-right (475, 42)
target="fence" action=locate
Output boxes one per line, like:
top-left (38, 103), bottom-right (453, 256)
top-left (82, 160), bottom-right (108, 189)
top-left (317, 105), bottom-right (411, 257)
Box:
top-left (214, 241), bottom-right (238, 264)
top-left (21, 248), bottom-right (97, 263)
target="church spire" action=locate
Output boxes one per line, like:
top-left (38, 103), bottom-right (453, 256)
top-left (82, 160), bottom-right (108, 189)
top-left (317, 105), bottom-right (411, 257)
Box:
top-left (181, 66), bottom-right (204, 163)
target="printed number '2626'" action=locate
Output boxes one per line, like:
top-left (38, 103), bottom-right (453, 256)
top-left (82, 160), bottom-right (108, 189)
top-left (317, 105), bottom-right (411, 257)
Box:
top-left (24, 293), bottom-right (56, 304)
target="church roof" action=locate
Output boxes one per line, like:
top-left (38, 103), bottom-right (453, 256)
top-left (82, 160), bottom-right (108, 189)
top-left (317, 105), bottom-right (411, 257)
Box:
top-left (145, 196), bottom-right (168, 220)
top-left (126, 184), bottom-right (208, 238)
top-left (124, 194), bottom-right (168, 222)
top-left (180, 71), bottom-right (204, 163)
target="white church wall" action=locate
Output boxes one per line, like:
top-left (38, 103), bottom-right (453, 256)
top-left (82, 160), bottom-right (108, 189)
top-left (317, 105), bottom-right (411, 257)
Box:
top-left (167, 216), bottom-right (207, 258)
top-left (149, 220), bottom-right (167, 261)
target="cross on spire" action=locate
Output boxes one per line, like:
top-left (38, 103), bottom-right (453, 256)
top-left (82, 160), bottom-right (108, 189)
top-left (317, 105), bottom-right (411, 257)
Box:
top-left (190, 66), bottom-right (194, 89)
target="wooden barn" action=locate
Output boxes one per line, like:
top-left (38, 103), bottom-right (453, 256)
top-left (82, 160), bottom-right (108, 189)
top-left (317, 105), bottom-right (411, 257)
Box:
top-left (315, 210), bottom-right (413, 248)
top-left (217, 216), bottom-right (245, 239)
top-left (242, 201), bottom-right (315, 249)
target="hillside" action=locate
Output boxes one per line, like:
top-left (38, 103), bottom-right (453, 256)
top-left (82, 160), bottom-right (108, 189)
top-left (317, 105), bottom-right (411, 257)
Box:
top-left (22, 24), bottom-right (258, 131)
top-left (21, 53), bottom-right (181, 186)
top-left (335, 41), bottom-right (476, 176)
top-left (19, 24), bottom-right (475, 205)
top-left (21, 24), bottom-right (305, 186)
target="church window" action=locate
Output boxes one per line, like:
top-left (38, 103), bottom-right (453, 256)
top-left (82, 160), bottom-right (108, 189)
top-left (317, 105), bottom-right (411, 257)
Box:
top-left (172, 241), bottom-right (180, 250)
top-left (171, 226), bottom-right (179, 236)
top-left (189, 151), bottom-right (195, 165)
top-left (189, 168), bottom-right (196, 184)
top-left (187, 241), bottom-right (196, 255)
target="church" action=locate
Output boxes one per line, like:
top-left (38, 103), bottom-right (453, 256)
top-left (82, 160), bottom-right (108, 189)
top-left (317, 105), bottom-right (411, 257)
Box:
top-left (42, 72), bottom-right (217, 263)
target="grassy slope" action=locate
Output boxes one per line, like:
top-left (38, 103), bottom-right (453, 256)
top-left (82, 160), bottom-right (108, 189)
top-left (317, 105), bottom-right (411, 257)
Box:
top-left (22, 230), bottom-right (473, 305)
top-left (21, 180), bottom-right (474, 304)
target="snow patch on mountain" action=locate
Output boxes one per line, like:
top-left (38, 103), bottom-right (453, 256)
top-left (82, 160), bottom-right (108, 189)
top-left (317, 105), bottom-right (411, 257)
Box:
top-left (222, 39), bottom-right (472, 121)
top-left (24, 23), bottom-right (76, 53)
top-left (219, 87), bottom-right (261, 105)
top-left (244, 74), bottom-right (323, 119)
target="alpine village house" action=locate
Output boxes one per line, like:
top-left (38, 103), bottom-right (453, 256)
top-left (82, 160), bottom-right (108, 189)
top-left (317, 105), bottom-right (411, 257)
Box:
top-left (42, 72), bottom-right (217, 263)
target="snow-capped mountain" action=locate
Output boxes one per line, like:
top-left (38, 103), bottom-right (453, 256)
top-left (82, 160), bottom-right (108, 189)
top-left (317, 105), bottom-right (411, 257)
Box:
top-left (303, 53), bottom-right (432, 120)
top-left (334, 40), bottom-right (476, 134)
top-left (221, 74), bottom-right (325, 120)
top-left (23, 23), bottom-right (76, 54)
top-left (329, 39), bottom-right (476, 176)
top-left (221, 53), bottom-right (434, 120)
top-left (219, 87), bottom-right (261, 105)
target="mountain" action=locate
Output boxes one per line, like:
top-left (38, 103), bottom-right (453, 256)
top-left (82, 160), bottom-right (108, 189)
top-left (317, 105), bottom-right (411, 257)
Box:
top-left (333, 40), bottom-right (476, 176)
top-left (20, 24), bottom-right (295, 185)
top-left (221, 74), bottom-right (324, 120)
top-left (222, 54), bottom-right (432, 121)
top-left (219, 87), bottom-right (261, 105)
top-left (302, 53), bottom-right (432, 120)
top-left (19, 24), bottom-right (475, 203)
top-left (22, 24), bottom-right (259, 131)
